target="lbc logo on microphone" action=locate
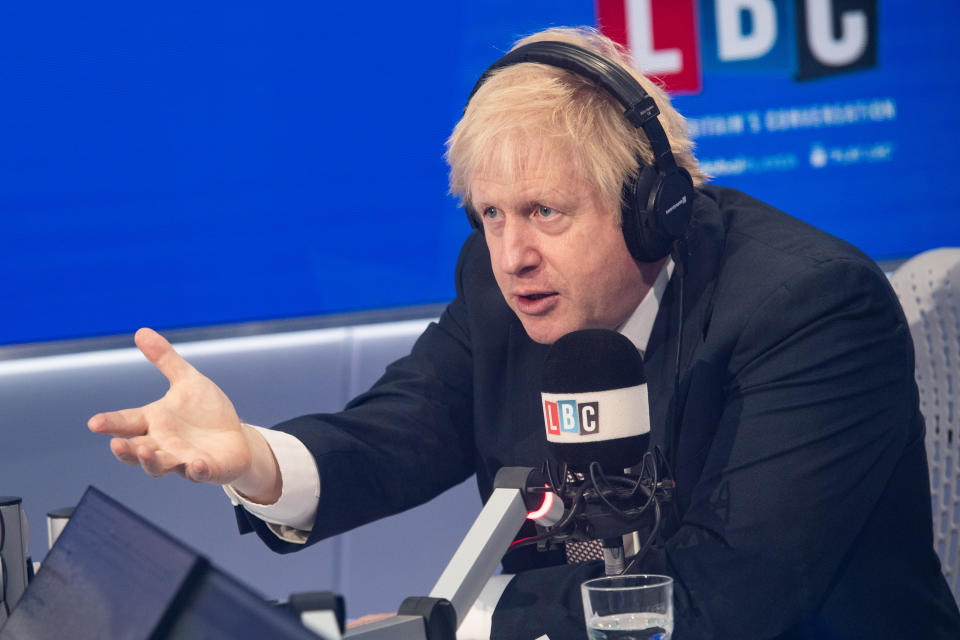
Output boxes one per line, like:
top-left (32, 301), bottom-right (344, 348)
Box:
top-left (544, 400), bottom-right (600, 436)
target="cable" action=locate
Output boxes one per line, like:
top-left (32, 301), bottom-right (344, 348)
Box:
top-left (619, 497), bottom-right (661, 575)
top-left (527, 450), bottom-right (672, 567)
top-left (587, 453), bottom-right (658, 522)
top-left (589, 462), bottom-right (633, 520)
top-left (668, 240), bottom-right (688, 530)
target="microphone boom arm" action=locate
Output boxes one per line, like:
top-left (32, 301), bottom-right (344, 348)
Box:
top-left (345, 467), bottom-right (550, 640)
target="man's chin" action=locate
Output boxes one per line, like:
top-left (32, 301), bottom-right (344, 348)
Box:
top-left (518, 318), bottom-right (575, 345)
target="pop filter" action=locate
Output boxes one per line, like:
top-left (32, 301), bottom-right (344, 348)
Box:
top-left (540, 329), bottom-right (649, 470)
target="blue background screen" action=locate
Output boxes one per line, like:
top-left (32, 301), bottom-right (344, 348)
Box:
top-left (2, 1), bottom-right (957, 345)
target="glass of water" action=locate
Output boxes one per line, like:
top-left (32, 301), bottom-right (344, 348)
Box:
top-left (581, 574), bottom-right (674, 640)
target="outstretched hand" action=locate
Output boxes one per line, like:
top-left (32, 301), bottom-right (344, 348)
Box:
top-left (88, 328), bottom-right (276, 498)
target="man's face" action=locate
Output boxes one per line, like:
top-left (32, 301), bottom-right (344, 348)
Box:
top-left (471, 156), bottom-right (657, 344)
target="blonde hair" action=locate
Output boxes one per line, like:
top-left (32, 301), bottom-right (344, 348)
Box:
top-left (445, 27), bottom-right (707, 223)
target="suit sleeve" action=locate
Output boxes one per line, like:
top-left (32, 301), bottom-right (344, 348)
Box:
top-left (240, 238), bottom-right (480, 552)
top-left (657, 257), bottom-right (920, 638)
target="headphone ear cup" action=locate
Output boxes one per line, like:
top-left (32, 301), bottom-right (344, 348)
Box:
top-left (621, 165), bottom-right (675, 262)
top-left (652, 167), bottom-right (694, 239)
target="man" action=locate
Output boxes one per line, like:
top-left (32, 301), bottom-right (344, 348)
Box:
top-left (89, 27), bottom-right (960, 639)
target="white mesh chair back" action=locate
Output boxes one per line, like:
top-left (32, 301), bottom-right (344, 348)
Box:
top-left (890, 248), bottom-right (960, 602)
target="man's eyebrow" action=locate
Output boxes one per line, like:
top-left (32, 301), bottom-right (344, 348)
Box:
top-left (535, 189), bottom-right (582, 207)
top-left (471, 183), bottom-right (585, 209)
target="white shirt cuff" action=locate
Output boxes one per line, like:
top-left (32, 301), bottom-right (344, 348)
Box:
top-left (223, 425), bottom-right (320, 542)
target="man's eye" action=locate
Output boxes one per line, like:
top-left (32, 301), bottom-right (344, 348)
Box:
top-left (483, 207), bottom-right (500, 220)
top-left (537, 205), bottom-right (558, 219)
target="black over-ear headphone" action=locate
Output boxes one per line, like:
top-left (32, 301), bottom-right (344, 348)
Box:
top-left (463, 41), bottom-right (695, 263)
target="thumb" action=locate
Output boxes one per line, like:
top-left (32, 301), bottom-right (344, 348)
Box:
top-left (135, 328), bottom-right (194, 384)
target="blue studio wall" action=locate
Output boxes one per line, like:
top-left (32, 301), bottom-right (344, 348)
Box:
top-left (3, 1), bottom-right (958, 347)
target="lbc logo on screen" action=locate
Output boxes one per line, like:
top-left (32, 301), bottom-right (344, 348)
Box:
top-left (544, 400), bottom-right (600, 436)
top-left (596, 0), bottom-right (878, 93)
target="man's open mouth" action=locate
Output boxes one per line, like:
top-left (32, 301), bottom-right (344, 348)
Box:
top-left (519, 292), bottom-right (556, 302)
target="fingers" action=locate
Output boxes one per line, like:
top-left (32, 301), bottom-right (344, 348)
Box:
top-left (185, 458), bottom-right (213, 483)
top-left (88, 407), bottom-right (149, 437)
top-left (110, 437), bottom-right (140, 465)
top-left (134, 327), bottom-right (194, 384)
top-left (110, 437), bottom-right (182, 478)
top-left (110, 437), bottom-right (215, 483)
top-left (137, 448), bottom-right (187, 478)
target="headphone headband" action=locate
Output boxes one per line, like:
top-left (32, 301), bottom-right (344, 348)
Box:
top-left (471, 42), bottom-right (653, 121)
top-left (468, 41), bottom-right (677, 173)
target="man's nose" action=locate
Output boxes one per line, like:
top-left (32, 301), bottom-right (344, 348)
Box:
top-left (499, 216), bottom-right (541, 276)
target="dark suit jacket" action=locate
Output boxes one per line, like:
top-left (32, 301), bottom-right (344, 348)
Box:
top-left (243, 186), bottom-right (960, 639)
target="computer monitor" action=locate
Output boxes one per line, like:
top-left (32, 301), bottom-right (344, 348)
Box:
top-left (0, 487), bottom-right (327, 640)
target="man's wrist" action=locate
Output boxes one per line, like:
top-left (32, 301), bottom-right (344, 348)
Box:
top-left (229, 423), bottom-right (283, 505)
top-left (223, 425), bottom-right (320, 537)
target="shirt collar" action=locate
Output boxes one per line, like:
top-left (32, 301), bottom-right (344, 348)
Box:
top-left (618, 257), bottom-right (674, 355)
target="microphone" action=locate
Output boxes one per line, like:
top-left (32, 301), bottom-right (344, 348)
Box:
top-left (534, 329), bottom-right (673, 574)
top-left (540, 328), bottom-right (650, 471)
